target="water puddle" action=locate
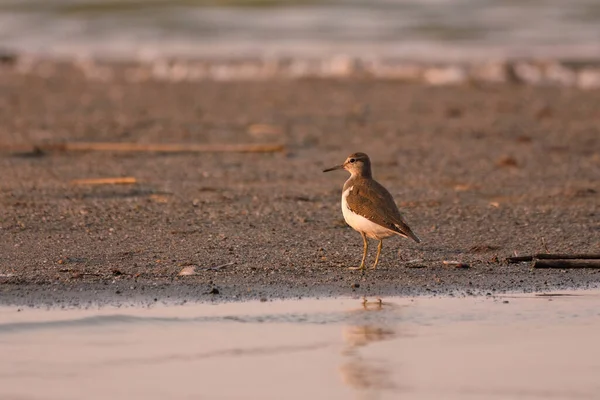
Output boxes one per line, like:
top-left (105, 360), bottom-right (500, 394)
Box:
top-left (1, 291), bottom-right (600, 399)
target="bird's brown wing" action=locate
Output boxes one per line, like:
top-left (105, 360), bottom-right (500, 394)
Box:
top-left (346, 179), bottom-right (421, 243)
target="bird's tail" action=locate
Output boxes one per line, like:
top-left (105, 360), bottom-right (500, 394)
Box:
top-left (394, 223), bottom-right (421, 243)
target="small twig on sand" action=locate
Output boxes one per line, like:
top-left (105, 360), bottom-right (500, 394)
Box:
top-left (70, 177), bottom-right (137, 185)
top-left (2, 142), bottom-right (286, 155)
top-left (533, 260), bottom-right (600, 269)
top-left (442, 260), bottom-right (470, 269)
top-left (506, 253), bottom-right (600, 263)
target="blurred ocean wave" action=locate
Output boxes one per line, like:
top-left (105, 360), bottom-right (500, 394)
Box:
top-left (0, 0), bottom-right (599, 61)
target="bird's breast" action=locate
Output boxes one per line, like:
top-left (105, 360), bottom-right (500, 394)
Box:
top-left (341, 186), bottom-right (394, 239)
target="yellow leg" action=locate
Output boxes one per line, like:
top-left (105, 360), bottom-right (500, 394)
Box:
top-left (371, 240), bottom-right (383, 269)
top-left (349, 232), bottom-right (368, 270)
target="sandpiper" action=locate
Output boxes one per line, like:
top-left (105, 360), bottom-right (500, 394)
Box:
top-left (323, 152), bottom-right (420, 270)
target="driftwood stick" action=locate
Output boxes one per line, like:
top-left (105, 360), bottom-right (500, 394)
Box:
top-left (70, 177), bottom-right (137, 185)
top-left (0, 142), bottom-right (285, 155)
top-left (533, 260), bottom-right (600, 269)
top-left (506, 254), bottom-right (600, 263)
top-left (45, 142), bottom-right (285, 154)
top-left (536, 254), bottom-right (600, 260)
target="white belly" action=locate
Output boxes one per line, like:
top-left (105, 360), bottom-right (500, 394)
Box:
top-left (341, 186), bottom-right (394, 240)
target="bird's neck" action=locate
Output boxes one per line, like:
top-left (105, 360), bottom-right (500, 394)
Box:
top-left (352, 168), bottom-right (372, 179)
top-left (343, 170), bottom-right (372, 191)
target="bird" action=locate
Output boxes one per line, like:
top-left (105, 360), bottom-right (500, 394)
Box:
top-left (323, 152), bottom-right (420, 270)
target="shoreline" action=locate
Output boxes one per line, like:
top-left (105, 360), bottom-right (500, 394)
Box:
top-left (2, 279), bottom-right (600, 309)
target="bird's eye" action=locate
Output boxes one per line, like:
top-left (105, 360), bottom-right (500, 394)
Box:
top-left (349, 158), bottom-right (356, 163)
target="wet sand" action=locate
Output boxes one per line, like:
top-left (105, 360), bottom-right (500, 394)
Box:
top-left (0, 61), bottom-right (599, 306)
top-left (2, 291), bottom-right (600, 399)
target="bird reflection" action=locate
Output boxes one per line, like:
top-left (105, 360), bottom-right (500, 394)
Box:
top-left (338, 297), bottom-right (404, 398)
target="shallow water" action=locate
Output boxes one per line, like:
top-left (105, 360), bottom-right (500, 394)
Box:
top-left (0, 0), bottom-right (599, 61)
top-left (1, 291), bottom-right (600, 399)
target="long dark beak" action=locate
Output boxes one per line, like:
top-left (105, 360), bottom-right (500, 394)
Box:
top-left (323, 164), bottom-right (344, 173)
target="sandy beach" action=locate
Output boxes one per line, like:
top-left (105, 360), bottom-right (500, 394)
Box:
top-left (0, 60), bottom-right (599, 307)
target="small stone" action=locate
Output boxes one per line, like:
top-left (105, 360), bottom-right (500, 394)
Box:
top-left (209, 287), bottom-right (220, 295)
top-left (442, 260), bottom-right (470, 269)
top-left (503, 300), bottom-right (509, 304)
top-left (178, 266), bottom-right (197, 276)
top-left (352, 283), bottom-right (360, 289)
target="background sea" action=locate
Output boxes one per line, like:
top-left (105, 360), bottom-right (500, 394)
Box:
top-left (0, 0), bottom-right (599, 61)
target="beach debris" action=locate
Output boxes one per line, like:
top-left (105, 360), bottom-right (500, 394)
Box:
top-left (506, 253), bottom-right (600, 263)
top-left (247, 124), bottom-right (283, 137)
top-left (1, 142), bottom-right (285, 155)
top-left (533, 260), bottom-right (600, 269)
top-left (178, 266), bottom-right (197, 276)
top-left (208, 287), bottom-right (220, 295)
top-left (70, 177), bottom-right (137, 186)
top-left (442, 260), bottom-right (470, 269)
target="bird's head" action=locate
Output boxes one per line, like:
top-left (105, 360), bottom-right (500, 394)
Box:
top-left (323, 152), bottom-right (372, 178)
